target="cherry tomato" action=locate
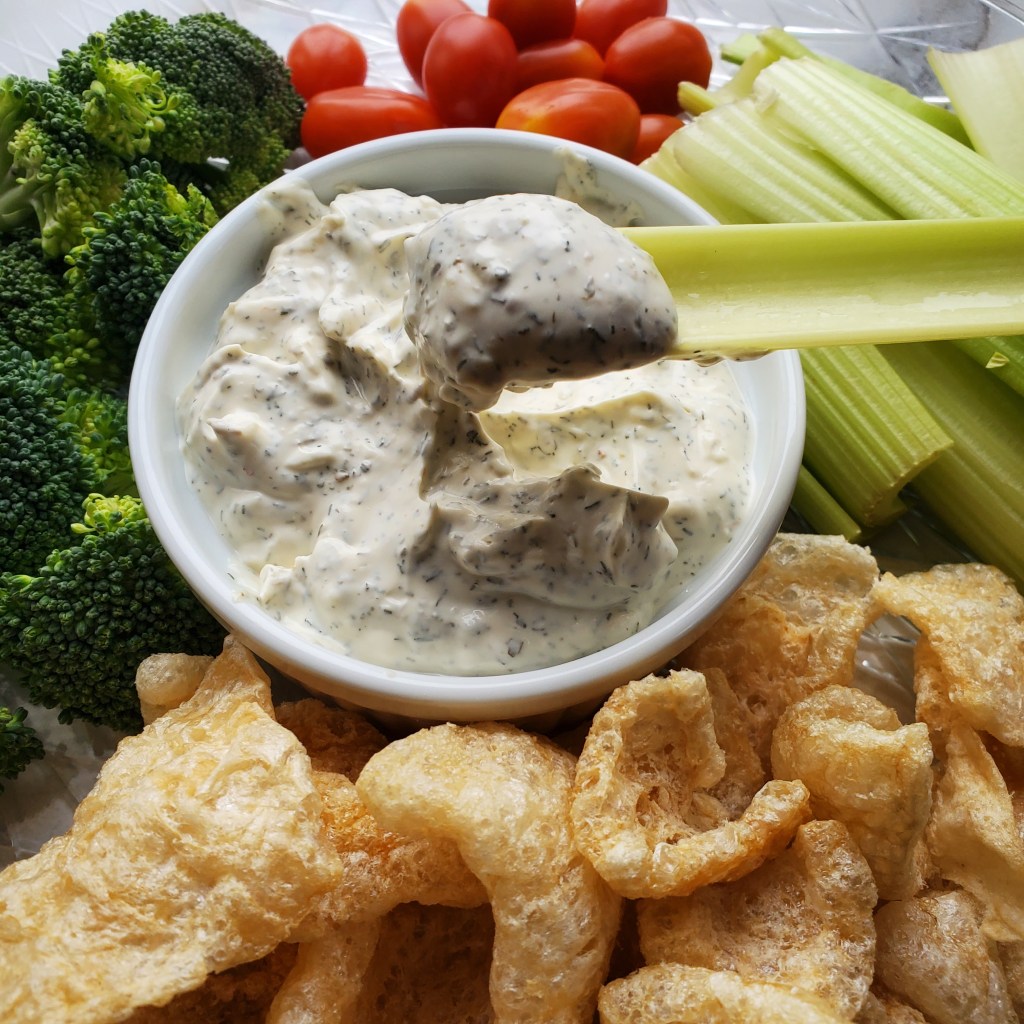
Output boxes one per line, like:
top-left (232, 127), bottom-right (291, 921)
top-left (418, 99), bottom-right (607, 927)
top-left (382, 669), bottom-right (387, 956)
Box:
top-left (422, 13), bottom-right (519, 127)
top-left (496, 78), bottom-right (641, 160)
top-left (631, 112), bottom-right (681, 162)
top-left (604, 18), bottom-right (713, 113)
top-left (573, 0), bottom-right (667, 56)
top-left (301, 87), bottom-right (444, 157)
top-left (395, 0), bottom-right (471, 87)
top-left (487, 0), bottom-right (576, 49)
top-left (515, 38), bottom-right (603, 91)
top-left (286, 24), bottom-right (368, 101)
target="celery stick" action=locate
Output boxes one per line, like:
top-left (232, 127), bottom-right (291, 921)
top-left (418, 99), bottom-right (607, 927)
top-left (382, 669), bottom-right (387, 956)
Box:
top-left (759, 27), bottom-right (970, 144)
top-left (753, 58), bottom-right (1024, 218)
top-left (656, 97), bottom-right (897, 222)
top-left (622, 217), bottom-right (1024, 359)
top-left (800, 346), bottom-right (951, 527)
top-left (720, 32), bottom-right (761, 64)
top-left (952, 335), bottom-right (1024, 400)
top-left (792, 465), bottom-right (864, 542)
top-left (639, 144), bottom-right (759, 224)
top-left (929, 38), bottom-right (1024, 183)
top-left (883, 342), bottom-right (1024, 586)
top-left (679, 43), bottom-right (779, 114)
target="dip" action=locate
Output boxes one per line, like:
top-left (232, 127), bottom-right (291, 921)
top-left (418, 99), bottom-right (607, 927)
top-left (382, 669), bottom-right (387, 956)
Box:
top-left (178, 180), bottom-right (753, 675)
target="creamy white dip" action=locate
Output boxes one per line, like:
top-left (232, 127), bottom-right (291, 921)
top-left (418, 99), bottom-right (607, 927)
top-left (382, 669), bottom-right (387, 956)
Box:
top-left (178, 179), bottom-right (753, 675)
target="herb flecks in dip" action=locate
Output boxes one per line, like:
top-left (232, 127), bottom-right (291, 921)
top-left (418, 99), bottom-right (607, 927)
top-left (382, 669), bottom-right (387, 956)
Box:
top-left (404, 192), bottom-right (679, 412)
top-left (178, 180), bottom-right (753, 675)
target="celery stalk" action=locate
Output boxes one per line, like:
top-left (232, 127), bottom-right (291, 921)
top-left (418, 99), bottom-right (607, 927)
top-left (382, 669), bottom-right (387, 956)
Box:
top-left (655, 97), bottom-right (897, 223)
top-left (759, 27), bottom-right (970, 144)
top-left (639, 144), bottom-right (759, 224)
top-left (882, 343), bottom-right (1024, 586)
top-left (752, 58), bottom-right (1024, 218)
top-left (952, 335), bottom-right (1024, 400)
top-left (928, 38), bottom-right (1024, 183)
top-left (621, 217), bottom-right (1024, 360)
top-left (792, 465), bottom-right (864, 542)
top-left (799, 345), bottom-right (951, 527)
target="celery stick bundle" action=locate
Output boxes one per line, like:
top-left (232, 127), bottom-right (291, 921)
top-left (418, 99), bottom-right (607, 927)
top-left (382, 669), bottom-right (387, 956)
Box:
top-left (643, 34), bottom-right (1024, 586)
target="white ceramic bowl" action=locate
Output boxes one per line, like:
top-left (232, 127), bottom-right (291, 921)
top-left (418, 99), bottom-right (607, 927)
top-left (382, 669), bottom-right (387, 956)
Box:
top-left (129, 127), bottom-right (804, 729)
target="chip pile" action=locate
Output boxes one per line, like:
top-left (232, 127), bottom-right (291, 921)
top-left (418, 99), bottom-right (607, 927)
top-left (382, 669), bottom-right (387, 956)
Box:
top-left (0, 534), bottom-right (1022, 1023)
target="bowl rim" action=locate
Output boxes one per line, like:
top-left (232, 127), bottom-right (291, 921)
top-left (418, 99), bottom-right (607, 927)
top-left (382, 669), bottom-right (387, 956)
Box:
top-left (129, 127), bottom-right (805, 721)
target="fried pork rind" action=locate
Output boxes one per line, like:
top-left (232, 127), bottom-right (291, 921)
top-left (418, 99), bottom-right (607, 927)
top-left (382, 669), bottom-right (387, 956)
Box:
top-left (874, 889), bottom-right (1018, 1024)
top-left (910, 636), bottom-right (960, 758)
top-left (571, 669), bottom-right (810, 899)
top-left (134, 652), bottom-right (215, 723)
top-left (266, 919), bottom-right (381, 1024)
top-left (304, 769), bottom-right (486, 931)
top-left (124, 944), bottom-right (299, 1024)
top-left (275, 699), bottom-right (388, 779)
top-left (597, 964), bottom-right (851, 1024)
top-left (354, 902), bottom-right (496, 1023)
top-left (854, 987), bottom-right (928, 1024)
top-left (637, 820), bottom-right (878, 1020)
top-left (997, 941), bottom-right (1024, 1021)
top-left (679, 533), bottom-right (880, 765)
top-left (0, 636), bottom-right (341, 1024)
top-left (873, 563), bottom-right (1024, 748)
top-left (356, 721), bottom-right (621, 1024)
top-left (771, 685), bottom-right (933, 900)
top-left (926, 723), bottom-right (1024, 941)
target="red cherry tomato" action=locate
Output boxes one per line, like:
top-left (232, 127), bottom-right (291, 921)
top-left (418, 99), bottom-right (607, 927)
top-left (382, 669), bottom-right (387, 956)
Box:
top-left (496, 78), bottom-right (641, 160)
top-left (301, 87), bottom-right (444, 157)
top-left (487, 0), bottom-right (576, 49)
top-left (422, 13), bottom-right (519, 127)
top-left (286, 23), bottom-right (368, 100)
top-left (515, 38), bottom-right (604, 91)
top-left (573, 0), bottom-right (667, 56)
top-left (631, 112), bottom-right (681, 162)
top-left (395, 0), bottom-right (471, 87)
top-left (604, 18), bottom-right (713, 113)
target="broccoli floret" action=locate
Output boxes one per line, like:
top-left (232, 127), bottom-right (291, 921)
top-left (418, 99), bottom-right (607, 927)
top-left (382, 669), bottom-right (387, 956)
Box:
top-left (65, 160), bottom-right (217, 372)
top-left (0, 706), bottom-right (44, 791)
top-left (0, 494), bottom-right (225, 730)
top-left (0, 346), bottom-right (133, 574)
top-left (56, 11), bottom-right (303, 215)
top-left (0, 75), bottom-right (126, 256)
top-left (0, 229), bottom-right (115, 389)
top-left (50, 32), bottom-right (177, 160)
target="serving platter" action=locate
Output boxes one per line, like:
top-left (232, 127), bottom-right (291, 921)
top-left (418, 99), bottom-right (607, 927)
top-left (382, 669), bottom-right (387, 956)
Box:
top-left (1, 0), bottom-right (1022, 865)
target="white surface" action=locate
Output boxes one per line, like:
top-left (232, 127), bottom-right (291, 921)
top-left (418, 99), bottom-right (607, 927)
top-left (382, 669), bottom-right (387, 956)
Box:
top-left (130, 127), bottom-right (805, 723)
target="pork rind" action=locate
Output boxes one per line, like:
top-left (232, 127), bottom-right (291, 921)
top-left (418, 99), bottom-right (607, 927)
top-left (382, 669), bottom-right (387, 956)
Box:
top-left (854, 987), bottom-right (927, 1024)
top-left (679, 533), bottom-right (880, 764)
top-left (354, 902), bottom-right (496, 1023)
top-left (910, 636), bottom-right (961, 757)
top-left (637, 819), bottom-right (878, 1020)
top-left (926, 723), bottom-right (1024, 941)
top-left (874, 889), bottom-right (1018, 1024)
top-left (355, 721), bottom-right (621, 1024)
top-left (771, 685), bottom-right (933, 900)
top-left (266, 919), bottom-right (381, 1024)
top-left (0, 636), bottom-right (341, 1024)
top-left (304, 769), bottom-right (486, 929)
top-left (597, 964), bottom-right (851, 1024)
top-left (134, 651), bottom-right (215, 724)
top-left (275, 698), bottom-right (388, 779)
top-left (571, 669), bottom-right (810, 899)
top-left (124, 944), bottom-right (299, 1024)
top-left (873, 562), bottom-right (1024, 748)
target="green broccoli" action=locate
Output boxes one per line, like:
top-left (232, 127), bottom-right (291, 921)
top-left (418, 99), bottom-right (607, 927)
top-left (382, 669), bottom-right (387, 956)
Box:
top-left (65, 160), bottom-right (218, 374)
top-left (0, 706), bottom-right (44, 791)
top-left (0, 229), bottom-right (114, 389)
top-left (0, 75), bottom-right (126, 256)
top-left (49, 32), bottom-right (177, 160)
top-left (0, 494), bottom-right (225, 730)
top-left (0, 345), bottom-right (127, 575)
top-left (54, 11), bottom-right (303, 216)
